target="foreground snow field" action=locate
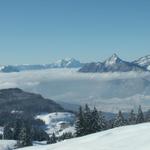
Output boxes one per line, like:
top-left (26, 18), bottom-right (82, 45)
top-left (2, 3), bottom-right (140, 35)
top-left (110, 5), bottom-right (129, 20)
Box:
top-left (17, 123), bottom-right (150, 150)
top-left (0, 140), bottom-right (16, 150)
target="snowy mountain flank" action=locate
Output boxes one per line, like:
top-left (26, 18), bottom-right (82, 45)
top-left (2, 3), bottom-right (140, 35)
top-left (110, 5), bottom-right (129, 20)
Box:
top-left (133, 55), bottom-right (150, 70)
top-left (17, 123), bottom-right (150, 150)
top-left (79, 54), bottom-right (147, 72)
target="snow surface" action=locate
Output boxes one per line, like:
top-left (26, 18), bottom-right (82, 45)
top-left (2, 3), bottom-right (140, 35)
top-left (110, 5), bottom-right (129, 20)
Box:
top-left (36, 112), bottom-right (76, 136)
top-left (0, 140), bottom-right (16, 150)
top-left (17, 123), bottom-right (150, 150)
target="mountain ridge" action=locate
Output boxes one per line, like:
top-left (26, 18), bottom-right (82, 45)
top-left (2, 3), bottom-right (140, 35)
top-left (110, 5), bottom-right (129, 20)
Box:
top-left (0, 58), bottom-right (83, 72)
top-left (0, 54), bottom-right (150, 72)
top-left (133, 55), bottom-right (150, 70)
top-left (79, 54), bottom-right (148, 72)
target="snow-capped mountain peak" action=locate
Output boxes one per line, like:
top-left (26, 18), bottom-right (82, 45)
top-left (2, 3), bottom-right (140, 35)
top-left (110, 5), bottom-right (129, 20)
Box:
top-left (104, 53), bottom-right (121, 66)
top-left (79, 54), bottom-right (147, 72)
top-left (53, 58), bottom-right (82, 68)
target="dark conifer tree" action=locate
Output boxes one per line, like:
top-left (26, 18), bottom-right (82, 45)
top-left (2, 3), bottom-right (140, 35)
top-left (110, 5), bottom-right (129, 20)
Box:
top-left (59, 132), bottom-right (74, 141)
top-left (99, 111), bottom-right (107, 131)
top-left (47, 133), bottom-right (57, 144)
top-left (75, 106), bottom-right (85, 137)
top-left (13, 119), bottom-right (22, 140)
top-left (91, 107), bottom-right (100, 133)
top-left (145, 109), bottom-right (150, 122)
top-left (3, 124), bottom-right (13, 140)
top-left (84, 104), bottom-right (92, 135)
top-left (113, 110), bottom-right (127, 127)
top-left (18, 124), bottom-right (32, 147)
top-left (128, 109), bottom-right (136, 125)
top-left (136, 105), bottom-right (144, 123)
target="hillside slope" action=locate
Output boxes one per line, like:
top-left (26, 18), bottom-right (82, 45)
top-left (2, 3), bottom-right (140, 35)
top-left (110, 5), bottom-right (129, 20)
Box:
top-left (17, 123), bottom-right (150, 150)
top-left (36, 112), bottom-right (76, 136)
top-left (0, 88), bottom-right (64, 114)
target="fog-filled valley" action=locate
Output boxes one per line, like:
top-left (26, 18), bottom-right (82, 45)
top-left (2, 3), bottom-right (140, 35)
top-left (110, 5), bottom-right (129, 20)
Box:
top-left (0, 69), bottom-right (150, 112)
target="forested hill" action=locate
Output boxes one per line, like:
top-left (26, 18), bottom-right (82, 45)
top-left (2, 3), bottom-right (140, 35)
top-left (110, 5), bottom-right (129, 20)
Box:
top-left (0, 88), bottom-right (64, 114)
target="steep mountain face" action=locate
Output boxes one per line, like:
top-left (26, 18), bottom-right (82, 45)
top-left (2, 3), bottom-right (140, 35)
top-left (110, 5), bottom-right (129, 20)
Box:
top-left (133, 55), bottom-right (150, 70)
top-left (0, 88), bottom-right (64, 114)
top-left (79, 54), bottom-right (147, 72)
top-left (0, 58), bottom-right (83, 72)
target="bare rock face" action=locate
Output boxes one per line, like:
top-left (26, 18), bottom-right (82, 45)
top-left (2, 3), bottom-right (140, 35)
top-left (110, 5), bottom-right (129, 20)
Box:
top-left (79, 54), bottom-right (147, 73)
top-left (0, 88), bottom-right (64, 114)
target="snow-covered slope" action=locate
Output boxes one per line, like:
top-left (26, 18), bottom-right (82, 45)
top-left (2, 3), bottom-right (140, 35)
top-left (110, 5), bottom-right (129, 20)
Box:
top-left (79, 54), bottom-right (147, 72)
top-left (0, 140), bottom-right (16, 150)
top-left (17, 123), bottom-right (150, 150)
top-left (133, 55), bottom-right (150, 70)
top-left (36, 112), bottom-right (76, 136)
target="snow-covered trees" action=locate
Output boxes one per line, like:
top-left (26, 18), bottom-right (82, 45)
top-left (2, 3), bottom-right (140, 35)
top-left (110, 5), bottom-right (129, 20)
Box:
top-left (91, 107), bottom-right (101, 133)
top-left (3, 124), bottom-right (13, 140)
top-left (113, 111), bottom-right (127, 127)
top-left (91, 108), bottom-right (107, 133)
top-left (128, 109), bottom-right (136, 125)
top-left (18, 125), bottom-right (32, 147)
top-left (145, 109), bottom-right (150, 121)
top-left (76, 106), bottom-right (85, 137)
top-left (84, 104), bottom-right (93, 135)
top-left (76, 105), bottom-right (107, 136)
top-left (47, 133), bottom-right (57, 144)
top-left (76, 104), bottom-right (147, 137)
top-left (13, 119), bottom-right (22, 140)
top-left (136, 105), bottom-right (144, 123)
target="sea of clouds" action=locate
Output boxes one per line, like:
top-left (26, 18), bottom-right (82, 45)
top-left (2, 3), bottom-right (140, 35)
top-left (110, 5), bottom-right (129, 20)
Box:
top-left (0, 68), bottom-right (150, 112)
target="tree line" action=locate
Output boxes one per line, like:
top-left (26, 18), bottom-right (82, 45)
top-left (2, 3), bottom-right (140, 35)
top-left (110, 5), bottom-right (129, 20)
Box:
top-left (2, 104), bottom-right (150, 148)
top-left (75, 104), bottom-right (148, 137)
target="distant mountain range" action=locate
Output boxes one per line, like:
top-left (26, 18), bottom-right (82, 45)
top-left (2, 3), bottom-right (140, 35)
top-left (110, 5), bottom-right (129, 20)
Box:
top-left (0, 54), bottom-right (150, 73)
top-left (0, 58), bottom-right (84, 73)
top-left (79, 54), bottom-right (150, 73)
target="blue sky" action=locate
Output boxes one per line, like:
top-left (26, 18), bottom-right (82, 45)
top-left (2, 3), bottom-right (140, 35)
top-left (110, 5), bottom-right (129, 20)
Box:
top-left (0, 0), bottom-right (150, 65)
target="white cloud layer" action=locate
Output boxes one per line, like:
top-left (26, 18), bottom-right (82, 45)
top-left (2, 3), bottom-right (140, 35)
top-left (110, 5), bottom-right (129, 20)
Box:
top-left (0, 69), bottom-right (150, 112)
